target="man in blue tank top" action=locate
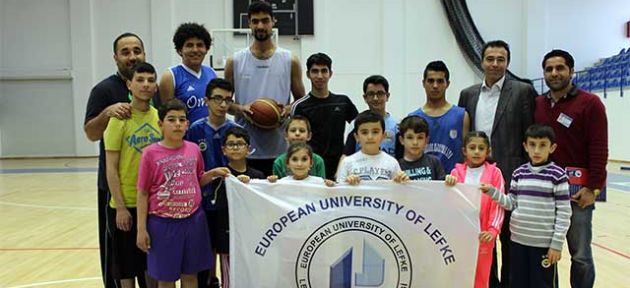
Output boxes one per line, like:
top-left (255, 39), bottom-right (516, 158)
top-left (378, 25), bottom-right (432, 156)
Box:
top-left (159, 22), bottom-right (217, 123)
top-left (408, 61), bottom-right (470, 173)
top-left (224, 1), bottom-right (305, 176)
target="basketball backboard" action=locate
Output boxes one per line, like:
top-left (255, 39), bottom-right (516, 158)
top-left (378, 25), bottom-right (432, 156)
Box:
top-left (209, 28), bottom-right (279, 71)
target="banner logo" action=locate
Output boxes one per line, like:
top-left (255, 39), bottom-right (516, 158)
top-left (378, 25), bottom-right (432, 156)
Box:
top-left (295, 216), bottom-right (412, 288)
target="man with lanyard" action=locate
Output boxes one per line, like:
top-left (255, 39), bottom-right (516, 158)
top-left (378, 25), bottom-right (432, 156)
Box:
top-left (535, 49), bottom-right (607, 288)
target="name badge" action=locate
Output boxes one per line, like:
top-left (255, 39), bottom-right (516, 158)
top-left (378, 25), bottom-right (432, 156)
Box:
top-left (556, 113), bottom-right (573, 128)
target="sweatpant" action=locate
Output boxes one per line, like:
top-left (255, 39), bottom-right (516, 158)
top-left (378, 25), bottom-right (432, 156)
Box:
top-left (475, 240), bottom-right (495, 288)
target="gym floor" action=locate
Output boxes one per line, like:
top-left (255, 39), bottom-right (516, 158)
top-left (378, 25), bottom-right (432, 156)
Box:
top-left (0, 158), bottom-right (628, 287)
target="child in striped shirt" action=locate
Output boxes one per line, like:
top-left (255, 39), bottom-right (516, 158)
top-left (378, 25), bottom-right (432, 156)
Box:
top-left (481, 124), bottom-right (571, 288)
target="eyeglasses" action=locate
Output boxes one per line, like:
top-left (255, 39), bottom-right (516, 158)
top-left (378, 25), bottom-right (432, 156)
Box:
top-left (225, 142), bottom-right (247, 150)
top-left (208, 95), bottom-right (234, 105)
top-left (364, 91), bottom-right (388, 99)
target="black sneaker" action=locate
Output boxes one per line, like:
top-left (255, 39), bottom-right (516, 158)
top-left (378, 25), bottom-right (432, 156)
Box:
top-left (209, 277), bottom-right (221, 288)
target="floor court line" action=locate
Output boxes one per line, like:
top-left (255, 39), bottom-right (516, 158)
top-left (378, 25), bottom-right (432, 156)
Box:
top-left (4, 277), bottom-right (101, 288)
top-left (592, 241), bottom-right (630, 260)
top-left (0, 201), bottom-right (95, 211)
top-left (0, 167), bottom-right (97, 174)
top-left (0, 247), bottom-right (98, 252)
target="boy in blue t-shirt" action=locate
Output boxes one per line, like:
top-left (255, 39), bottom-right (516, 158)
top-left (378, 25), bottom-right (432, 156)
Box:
top-left (344, 75), bottom-right (398, 157)
top-left (184, 77), bottom-right (238, 288)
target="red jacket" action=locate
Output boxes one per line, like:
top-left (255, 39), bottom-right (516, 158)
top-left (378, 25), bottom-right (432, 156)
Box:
top-left (450, 162), bottom-right (505, 237)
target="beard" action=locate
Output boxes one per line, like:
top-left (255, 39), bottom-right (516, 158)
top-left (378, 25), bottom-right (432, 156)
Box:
top-left (545, 77), bottom-right (571, 92)
top-left (117, 61), bottom-right (139, 80)
top-left (254, 30), bottom-right (271, 41)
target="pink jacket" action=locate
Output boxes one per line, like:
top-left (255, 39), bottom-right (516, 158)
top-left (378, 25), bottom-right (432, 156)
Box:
top-left (451, 162), bottom-right (505, 237)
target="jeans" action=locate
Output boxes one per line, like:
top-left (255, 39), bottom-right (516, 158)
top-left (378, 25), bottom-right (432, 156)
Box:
top-left (566, 202), bottom-right (595, 288)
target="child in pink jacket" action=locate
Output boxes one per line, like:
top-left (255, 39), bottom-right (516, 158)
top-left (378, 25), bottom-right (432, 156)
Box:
top-left (446, 131), bottom-right (505, 288)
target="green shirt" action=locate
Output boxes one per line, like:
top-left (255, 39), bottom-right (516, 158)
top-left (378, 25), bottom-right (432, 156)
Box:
top-left (104, 107), bottom-right (161, 208)
top-left (272, 152), bottom-right (326, 178)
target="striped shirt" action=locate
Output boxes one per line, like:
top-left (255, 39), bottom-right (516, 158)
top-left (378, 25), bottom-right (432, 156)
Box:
top-left (485, 162), bottom-right (571, 250)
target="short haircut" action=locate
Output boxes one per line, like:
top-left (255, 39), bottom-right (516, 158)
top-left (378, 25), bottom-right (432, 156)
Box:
top-left (363, 75), bottom-right (389, 93)
top-left (399, 115), bottom-right (429, 136)
top-left (463, 131), bottom-right (490, 148)
top-left (286, 115), bottom-right (311, 133)
top-left (113, 32), bottom-right (144, 54)
top-left (205, 78), bottom-right (234, 98)
top-left (542, 49), bottom-right (575, 69)
top-left (223, 126), bottom-right (250, 145)
top-left (285, 142), bottom-right (313, 164)
top-left (354, 110), bottom-right (385, 132)
top-left (172, 22), bottom-right (211, 51)
top-left (306, 53), bottom-right (332, 71)
top-left (524, 124), bottom-right (556, 143)
top-left (131, 62), bottom-right (156, 77)
top-left (248, 1), bottom-right (273, 18)
top-left (158, 99), bottom-right (188, 121)
top-left (482, 40), bottom-right (511, 62)
top-left (423, 60), bottom-right (450, 81)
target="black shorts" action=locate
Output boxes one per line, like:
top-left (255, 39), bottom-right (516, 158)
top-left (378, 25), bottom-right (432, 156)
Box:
top-left (106, 207), bottom-right (147, 279)
top-left (206, 209), bottom-right (229, 254)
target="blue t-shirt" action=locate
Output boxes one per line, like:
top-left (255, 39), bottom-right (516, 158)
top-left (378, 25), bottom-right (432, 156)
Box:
top-left (408, 106), bottom-right (465, 172)
top-left (170, 64), bottom-right (217, 123)
top-left (185, 118), bottom-right (239, 210)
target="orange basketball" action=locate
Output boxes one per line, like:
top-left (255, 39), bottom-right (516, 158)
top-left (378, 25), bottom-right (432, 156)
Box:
top-left (244, 98), bottom-right (283, 129)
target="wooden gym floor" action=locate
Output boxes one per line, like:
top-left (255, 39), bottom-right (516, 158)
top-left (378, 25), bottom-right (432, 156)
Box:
top-left (0, 158), bottom-right (628, 287)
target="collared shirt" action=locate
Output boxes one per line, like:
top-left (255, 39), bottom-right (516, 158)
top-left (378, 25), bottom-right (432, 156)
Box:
top-left (475, 76), bottom-right (506, 138)
top-left (545, 85), bottom-right (577, 108)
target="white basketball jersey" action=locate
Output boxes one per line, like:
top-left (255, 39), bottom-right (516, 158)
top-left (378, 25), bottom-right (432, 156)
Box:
top-left (232, 47), bottom-right (292, 159)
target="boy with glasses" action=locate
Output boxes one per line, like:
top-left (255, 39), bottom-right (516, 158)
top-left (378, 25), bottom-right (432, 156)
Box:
top-left (209, 127), bottom-right (264, 287)
top-left (185, 77), bottom-right (239, 287)
top-left (344, 75), bottom-right (398, 157)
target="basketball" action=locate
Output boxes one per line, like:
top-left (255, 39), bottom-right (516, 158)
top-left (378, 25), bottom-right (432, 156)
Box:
top-left (244, 98), bottom-right (283, 129)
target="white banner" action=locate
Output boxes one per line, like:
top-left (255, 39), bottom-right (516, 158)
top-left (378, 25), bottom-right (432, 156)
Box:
top-left (227, 177), bottom-right (480, 288)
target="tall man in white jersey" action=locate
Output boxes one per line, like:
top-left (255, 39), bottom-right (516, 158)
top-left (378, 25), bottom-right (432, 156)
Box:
top-left (225, 1), bottom-right (305, 176)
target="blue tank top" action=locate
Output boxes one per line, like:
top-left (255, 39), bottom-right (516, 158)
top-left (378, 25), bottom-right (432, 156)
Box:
top-left (169, 64), bottom-right (217, 123)
top-left (408, 106), bottom-right (465, 172)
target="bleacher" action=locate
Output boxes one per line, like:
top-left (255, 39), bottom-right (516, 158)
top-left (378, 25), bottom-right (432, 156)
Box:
top-left (574, 47), bottom-right (630, 93)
